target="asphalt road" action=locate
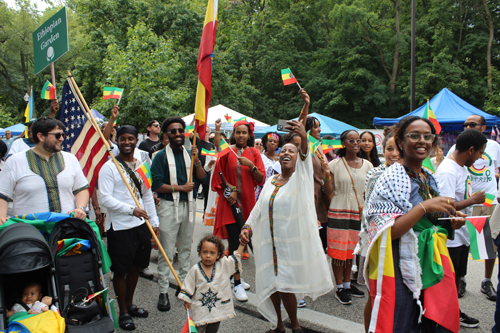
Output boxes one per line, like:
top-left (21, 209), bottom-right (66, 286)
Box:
top-left (103, 205), bottom-right (499, 333)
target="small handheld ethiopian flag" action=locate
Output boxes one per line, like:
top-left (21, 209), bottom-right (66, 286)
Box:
top-left (423, 99), bottom-right (441, 134)
top-left (307, 131), bottom-right (320, 156)
top-left (321, 139), bottom-right (342, 153)
top-left (41, 81), bottom-right (56, 100)
top-left (281, 68), bottom-right (301, 89)
top-left (103, 87), bottom-right (124, 101)
top-left (483, 193), bottom-right (495, 207)
top-left (224, 113), bottom-right (232, 123)
top-left (185, 125), bottom-right (195, 137)
top-left (201, 148), bottom-right (217, 157)
top-left (135, 161), bottom-right (152, 189)
top-left (181, 311), bottom-right (198, 333)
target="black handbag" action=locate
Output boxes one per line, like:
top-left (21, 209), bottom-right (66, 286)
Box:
top-left (63, 288), bottom-right (103, 326)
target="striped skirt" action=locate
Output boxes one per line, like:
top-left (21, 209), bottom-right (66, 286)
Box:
top-left (327, 208), bottom-right (361, 262)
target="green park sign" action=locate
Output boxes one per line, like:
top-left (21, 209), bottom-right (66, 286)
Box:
top-left (32, 7), bottom-right (69, 74)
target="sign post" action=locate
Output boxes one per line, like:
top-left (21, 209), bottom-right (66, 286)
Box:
top-left (32, 7), bottom-right (69, 89)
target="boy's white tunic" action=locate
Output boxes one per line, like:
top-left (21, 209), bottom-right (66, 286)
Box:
top-left (245, 150), bottom-right (333, 326)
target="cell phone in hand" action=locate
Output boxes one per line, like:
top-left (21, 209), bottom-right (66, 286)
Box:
top-left (277, 119), bottom-right (292, 132)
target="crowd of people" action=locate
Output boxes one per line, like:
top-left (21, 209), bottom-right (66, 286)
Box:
top-left (2, 92), bottom-right (500, 333)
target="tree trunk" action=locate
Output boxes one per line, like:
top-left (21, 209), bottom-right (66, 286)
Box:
top-left (483, 0), bottom-right (493, 94)
top-left (390, 0), bottom-right (400, 93)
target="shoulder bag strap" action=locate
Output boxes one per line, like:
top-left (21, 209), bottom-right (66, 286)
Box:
top-left (341, 157), bottom-right (361, 211)
top-left (115, 156), bottom-right (142, 198)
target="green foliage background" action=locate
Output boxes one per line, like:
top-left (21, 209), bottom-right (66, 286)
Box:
top-left (0, 0), bottom-right (499, 131)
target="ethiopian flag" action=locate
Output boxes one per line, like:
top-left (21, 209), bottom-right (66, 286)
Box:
top-left (185, 125), bottom-right (195, 137)
top-left (422, 156), bottom-right (435, 173)
top-left (307, 131), bottom-right (320, 156)
top-left (217, 138), bottom-right (231, 158)
top-left (201, 148), bottom-right (216, 157)
top-left (234, 116), bottom-right (247, 122)
top-left (136, 161), bottom-right (152, 189)
top-left (56, 238), bottom-right (91, 258)
top-left (194, 0), bottom-right (218, 142)
top-left (41, 80), bottom-right (56, 100)
top-left (281, 68), bottom-right (298, 86)
top-left (224, 113), bottom-right (232, 123)
top-left (423, 99), bottom-right (441, 134)
top-left (103, 87), bottom-right (124, 100)
top-left (483, 193), bottom-right (495, 207)
top-left (368, 226), bottom-right (396, 333)
top-left (321, 139), bottom-right (342, 153)
top-left (466, 216), bottom-right (496, 260)
top-left (181, 313), bottom-right (198, 333)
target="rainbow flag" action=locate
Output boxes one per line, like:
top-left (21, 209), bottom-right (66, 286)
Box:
top-left (103, 87), bottom-right (124, 100)
top-left (41, 80), bottom-right (56, 100)
top-left (414, 217), bottom-right (460, 333)
top-left (422, 156), bottom-right (435, 173)
top-left (281, 68), bottom-right (298, 86)
top-left (234, 116), bottom-right (247, 122)
top-left (368, 225), bottom-right (395, 333)
top-left (307, 131), bottom-right (320, 156)
top-left (466, 216), bottom-right (496, 260)
top-left (185, 125), bottom-right (195, 137)
top-left (224, 113), bottom-right (232, 123)
top-left (24, 88), bottom-right (33, 138)
top-left (181, 313), bottom-right (198, 333)
top-left (201, 148), bottom-right (217, 157)
top-left (321, 139), bottom-right (342, 153)
top-left (483, 193), bottom-right (495, 207)
top-left (423, 99), bottom-right (441, 134)
top-left (194, 0), bottom-right (218, 142)
top-left (136, 161), bottom-right (152, 189)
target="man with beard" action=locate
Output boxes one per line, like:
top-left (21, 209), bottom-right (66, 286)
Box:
top-left (0, 117), bottom-right (89, 223)
top-left (98, 125), bottom-right (159, 331)
top-left (151, 117), bottom-right (206, 312)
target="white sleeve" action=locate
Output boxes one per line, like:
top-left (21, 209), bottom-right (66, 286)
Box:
top-left (142, 188), bottom-right (159, 227)
top-left (98, 164), bottom-right (135, 214)
top-left (435, 171), bottom-right (457, 198)
top-left (203, 156), bottom-right (216, 172)
top-left (0, 157), bottom-right (16, 201)
top-left (494, 142), bottom-right (500, 169)
top-left (68, 155), bottom-right (89, 193)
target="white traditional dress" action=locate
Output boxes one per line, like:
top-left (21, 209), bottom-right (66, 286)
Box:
top-left (244, 149), bottom-right (333, 326)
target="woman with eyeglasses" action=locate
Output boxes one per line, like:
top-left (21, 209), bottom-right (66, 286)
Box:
top-left (364, 116), bottom-right (463, 333)
top-left (358, 131), bottom-right (381, 167)
top-left (326, 130), bottom-right (373, 305)
top-left (254, 139), bottom-right (264, 153)
top-left (211, 120), bottom-right (265, 302)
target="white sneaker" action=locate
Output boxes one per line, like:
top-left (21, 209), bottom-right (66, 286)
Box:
top-left (233, 284), bottom-right (248, 302)
top-left (140, 267), bottom-right (154, 278)
top-left (231, 277), bottom-right (251, 290)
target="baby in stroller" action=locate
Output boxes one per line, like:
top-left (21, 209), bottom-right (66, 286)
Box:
top-left (6, 282), bottom-right (52, 318)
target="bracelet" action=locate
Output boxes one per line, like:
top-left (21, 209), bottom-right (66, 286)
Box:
top-left (230, 186), bottom-right (237, 192)
top-left (301, 111), bottom-right (308, 115)
top-left (172, 185), bottom-right (175, 193)
top-left (215, 130), bottom-right (220, 133)
top-left (195, 161), bottom-right (202, 167)
top-left (419, 202), bottom-right (426, 214)
top-left (93, 206), bottom-right (100, 210)
top-left (324, 177), bottom-right (331, 182)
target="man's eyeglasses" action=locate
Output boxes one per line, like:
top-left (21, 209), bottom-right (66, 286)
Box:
top-left (406, 133), bottom-right (436, 143)
top-left (153, 124), bottom-right (160, 128)
top-left (345, 139), bottom-right (361, 144)
top-left (169, 128), bottom-right (185, 135)
top-left (463, 122), bottom-right (482, 128)
top-left (46, 132), bottom-right (66, 140)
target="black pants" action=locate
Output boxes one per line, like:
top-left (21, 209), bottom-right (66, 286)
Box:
top-left (194, 177), bottom-right (210, 214)
top-left (225, 223), bottom-right (241, 274)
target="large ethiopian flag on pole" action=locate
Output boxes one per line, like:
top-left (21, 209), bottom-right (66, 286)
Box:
top-left (194, 0), bottom-right (218, 140)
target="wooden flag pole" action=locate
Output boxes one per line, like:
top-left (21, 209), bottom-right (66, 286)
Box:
top-left (188, 127), bottom-right (198, 183)
top-left (67, 71), bottom-right (183, 288)
top-left (50, 63), bottom-right (56, 88)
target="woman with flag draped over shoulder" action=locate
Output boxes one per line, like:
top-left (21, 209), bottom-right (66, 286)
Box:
top-left (211, 119), bottom-right (265, 302)
top-left (364, 116), bottom-right (466, 333)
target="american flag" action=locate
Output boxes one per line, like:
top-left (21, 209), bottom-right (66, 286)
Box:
top-left (60, 78), bottom-right (109, 197)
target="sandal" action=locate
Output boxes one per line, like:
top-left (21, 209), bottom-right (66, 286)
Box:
top-left (128, 305), bottom-right (149, 318)
top-left (292, 330), bottom-right (304, 333)
top-left (119, 313), bottom-right (135, 331)
top-left (242, 253), bottom-right (250, 260)
top-left (266, 328), bottom-right (285, 333)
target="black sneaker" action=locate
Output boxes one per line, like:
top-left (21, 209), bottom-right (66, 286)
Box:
top-left (460, 311), bottom-right (479, 328)
top-left (347, 285), bottom-right (365, 298)
top-left (481, 280), bottom-right (497, 301)
top-left (458, 279), bottom-right (466, 298)
top-left (335, 288), bottom-right (352, 305)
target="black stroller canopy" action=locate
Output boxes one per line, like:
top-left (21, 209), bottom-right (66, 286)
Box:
top-left (0, 223), bottom-right (53, 274)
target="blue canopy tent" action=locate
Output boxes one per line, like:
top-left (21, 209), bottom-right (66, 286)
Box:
top-left (0, 123), bottom-right (26, 136)
top-left (373, 88), bottom-right (500, 131)
top-left (254, 113), bottom-right (358, 139)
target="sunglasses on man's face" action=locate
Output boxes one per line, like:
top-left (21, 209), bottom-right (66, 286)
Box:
top-left (463, 122), bottom-right (482, 128)
top-left (46, 132), bottom-right (66, 140)
top-left (152, 124), bottom-right (160, 128)
top-left (169, 128), bottom-right (185, 135)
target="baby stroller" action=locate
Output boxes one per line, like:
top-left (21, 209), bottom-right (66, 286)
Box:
top-left (49, 217), bottom-right (115, 332)
top-left (0, 222), bottom-right (60, 330)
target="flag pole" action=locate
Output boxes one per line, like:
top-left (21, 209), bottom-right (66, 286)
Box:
top-left (67, 71), bottom-right (183, 288)
top-left (296, 81), bottom-right (302, 90)
top-left (117, 89), bottom-right (124, 106)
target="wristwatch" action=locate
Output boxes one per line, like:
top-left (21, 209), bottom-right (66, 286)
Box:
top-left (251, 166), bottom-right (258, 173)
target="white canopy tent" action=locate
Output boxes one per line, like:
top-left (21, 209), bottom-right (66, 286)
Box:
top-left (181, 105), bottom-right (269, 133)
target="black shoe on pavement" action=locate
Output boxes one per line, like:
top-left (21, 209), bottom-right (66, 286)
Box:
top-left (460, 311), bottom-right (479, 328)
top-left (481, 280), bottom-right (497, 301)
top-left (458, 279), bottom-right (466, 298)
top-left (347, 285), bottom-right (365, 298)
top-left (157, 293), bottom-right (171, 311)
top-left (335, 288), bottom-right (352, 305)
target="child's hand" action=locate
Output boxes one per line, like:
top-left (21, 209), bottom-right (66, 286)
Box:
top-left (184, 301), bottom-right (191, 310)
top-left (240, 229), bottom-right (250, 245)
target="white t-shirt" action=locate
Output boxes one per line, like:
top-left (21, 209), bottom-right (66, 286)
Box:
top-left (435, 157), bottom-right (472, 247)
top-left (447, 139), bottom-right (500, 206)
top-left (0, 150), bottom-right (89, 216)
